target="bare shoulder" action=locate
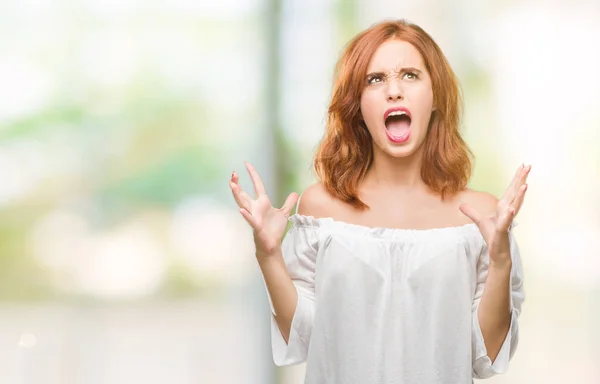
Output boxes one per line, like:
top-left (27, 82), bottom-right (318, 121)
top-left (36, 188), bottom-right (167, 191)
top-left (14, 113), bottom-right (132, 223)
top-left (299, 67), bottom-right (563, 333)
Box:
top-left (297, 182), bottom-right (338, 218)
top-left (459, 188), bottom-right (499, 215)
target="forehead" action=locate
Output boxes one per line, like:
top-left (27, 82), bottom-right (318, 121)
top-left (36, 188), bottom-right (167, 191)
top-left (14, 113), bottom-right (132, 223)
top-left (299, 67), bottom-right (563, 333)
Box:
top-left (367, 39), bottom-right (425, 72)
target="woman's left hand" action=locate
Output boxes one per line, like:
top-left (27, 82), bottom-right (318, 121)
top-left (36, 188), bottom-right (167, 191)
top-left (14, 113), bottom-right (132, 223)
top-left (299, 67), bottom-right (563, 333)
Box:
top-left (459, 164), bottom-right (531, 268)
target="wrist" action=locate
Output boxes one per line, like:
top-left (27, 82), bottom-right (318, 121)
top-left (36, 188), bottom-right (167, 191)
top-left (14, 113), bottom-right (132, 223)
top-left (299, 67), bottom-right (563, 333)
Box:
top-left (254, 241), bottom-right (282, 258)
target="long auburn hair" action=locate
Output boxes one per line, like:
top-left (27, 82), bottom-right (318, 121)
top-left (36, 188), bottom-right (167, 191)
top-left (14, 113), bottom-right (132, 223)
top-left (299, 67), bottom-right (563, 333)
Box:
top-left (313, 19), bottom-right (472, 209)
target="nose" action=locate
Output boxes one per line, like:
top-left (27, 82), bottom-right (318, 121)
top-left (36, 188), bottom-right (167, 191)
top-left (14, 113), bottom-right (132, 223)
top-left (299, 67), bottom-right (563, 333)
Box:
top-left (386, 79), bottom-right (403, 101)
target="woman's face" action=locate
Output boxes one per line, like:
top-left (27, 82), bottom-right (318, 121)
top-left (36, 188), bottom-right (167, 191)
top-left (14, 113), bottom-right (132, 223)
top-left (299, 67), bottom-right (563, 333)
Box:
top-left (360, 39), bottom-right (435, 159)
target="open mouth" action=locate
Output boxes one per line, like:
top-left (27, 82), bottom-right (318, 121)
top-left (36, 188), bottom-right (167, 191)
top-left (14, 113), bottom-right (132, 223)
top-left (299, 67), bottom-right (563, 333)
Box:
top-left (385, 111), bottom-right (411, 142)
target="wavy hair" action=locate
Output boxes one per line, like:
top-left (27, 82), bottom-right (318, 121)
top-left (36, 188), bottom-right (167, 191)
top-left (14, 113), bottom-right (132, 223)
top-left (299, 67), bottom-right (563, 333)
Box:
top-left (313, 19), bottom-right (472, 209)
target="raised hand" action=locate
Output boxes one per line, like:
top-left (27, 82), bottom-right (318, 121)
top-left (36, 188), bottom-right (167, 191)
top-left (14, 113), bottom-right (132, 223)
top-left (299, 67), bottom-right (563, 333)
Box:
top-left (229, 162), bottom-right (299, 257)
top-left (459, 164), bottom-right (531, 266)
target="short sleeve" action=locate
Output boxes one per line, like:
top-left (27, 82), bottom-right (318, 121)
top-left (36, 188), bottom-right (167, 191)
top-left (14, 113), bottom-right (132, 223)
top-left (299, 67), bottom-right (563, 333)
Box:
top-left (471, 231), bottom-right (525, 379)
top-left (270, 215), bottom-right (319, 366)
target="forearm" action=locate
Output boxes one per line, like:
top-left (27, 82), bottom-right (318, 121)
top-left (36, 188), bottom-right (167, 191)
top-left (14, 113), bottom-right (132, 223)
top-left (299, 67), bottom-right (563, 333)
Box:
top-left (258, 250), bottom-right (298, 343)
top-left (477, 260), bottom-right (512, 363)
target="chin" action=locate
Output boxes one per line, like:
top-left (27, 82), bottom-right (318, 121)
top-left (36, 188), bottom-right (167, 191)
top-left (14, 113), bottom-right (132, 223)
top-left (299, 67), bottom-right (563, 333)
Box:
top-left (385, 145), bottom-right (419, 158)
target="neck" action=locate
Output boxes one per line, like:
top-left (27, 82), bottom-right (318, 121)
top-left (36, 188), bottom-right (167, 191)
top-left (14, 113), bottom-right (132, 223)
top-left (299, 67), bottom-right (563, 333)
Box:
top-left (363, 146), bottom-right (427, 190)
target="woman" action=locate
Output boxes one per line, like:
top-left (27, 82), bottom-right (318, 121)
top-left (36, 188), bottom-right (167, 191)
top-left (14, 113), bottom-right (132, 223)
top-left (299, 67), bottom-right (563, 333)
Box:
top-left (229, 19), bottom-right (530, 383)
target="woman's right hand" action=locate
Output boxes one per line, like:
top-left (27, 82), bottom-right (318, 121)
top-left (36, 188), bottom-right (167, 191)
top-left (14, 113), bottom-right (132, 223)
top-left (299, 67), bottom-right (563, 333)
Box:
top-left (229, 162), bottom-right (299, 257)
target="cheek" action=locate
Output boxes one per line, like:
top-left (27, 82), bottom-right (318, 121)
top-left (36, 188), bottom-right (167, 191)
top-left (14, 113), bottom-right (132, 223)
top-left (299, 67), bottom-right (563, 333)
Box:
top-left (426, 91), bottom-right (434, 109)
top-left (360, 93), bottom-right (379, 122)
top-left (418, 84), bottom-right (434, 109)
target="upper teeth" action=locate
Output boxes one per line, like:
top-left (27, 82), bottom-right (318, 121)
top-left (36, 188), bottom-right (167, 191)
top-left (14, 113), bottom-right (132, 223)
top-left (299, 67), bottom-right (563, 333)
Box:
top-left (388, 111), bottom-right (407, 117)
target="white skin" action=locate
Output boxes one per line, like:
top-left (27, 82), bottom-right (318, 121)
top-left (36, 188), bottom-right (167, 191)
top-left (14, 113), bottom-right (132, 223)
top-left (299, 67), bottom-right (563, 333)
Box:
top-left (229, 38), bottom-right (531, 359)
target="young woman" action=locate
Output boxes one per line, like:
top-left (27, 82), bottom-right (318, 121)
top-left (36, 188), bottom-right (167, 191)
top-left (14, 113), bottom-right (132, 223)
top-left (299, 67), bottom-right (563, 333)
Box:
top-left (229, 19), bottom-right (530, 384)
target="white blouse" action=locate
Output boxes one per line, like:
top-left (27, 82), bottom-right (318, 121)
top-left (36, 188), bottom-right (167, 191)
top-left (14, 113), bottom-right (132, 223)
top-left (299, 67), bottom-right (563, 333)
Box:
top-left (269, 213), bottom-right (524, 384)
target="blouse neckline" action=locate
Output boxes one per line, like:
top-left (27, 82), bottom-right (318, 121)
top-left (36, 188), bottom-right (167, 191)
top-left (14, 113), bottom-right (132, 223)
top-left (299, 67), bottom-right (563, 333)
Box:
top-left (289, 213), bottom-right (482, 241)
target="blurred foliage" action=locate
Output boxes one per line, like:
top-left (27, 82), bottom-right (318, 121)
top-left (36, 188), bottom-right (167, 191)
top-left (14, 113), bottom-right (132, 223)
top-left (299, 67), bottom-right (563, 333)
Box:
top-left (460, 60), bottom-right (506, 197)
top-left (0, 83), bottom-right (225, 301)
top-left (335, 0), bottom-right (359, 49)
top-left (0, 218), bottom-right (56, 301)
top-left (159, 261), bottom-right (209, 299)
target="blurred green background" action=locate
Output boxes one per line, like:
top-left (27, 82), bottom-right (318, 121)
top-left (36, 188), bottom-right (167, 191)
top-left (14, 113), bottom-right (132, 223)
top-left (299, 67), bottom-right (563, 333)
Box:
top-left (0, 0), bottom-right (598, 383)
